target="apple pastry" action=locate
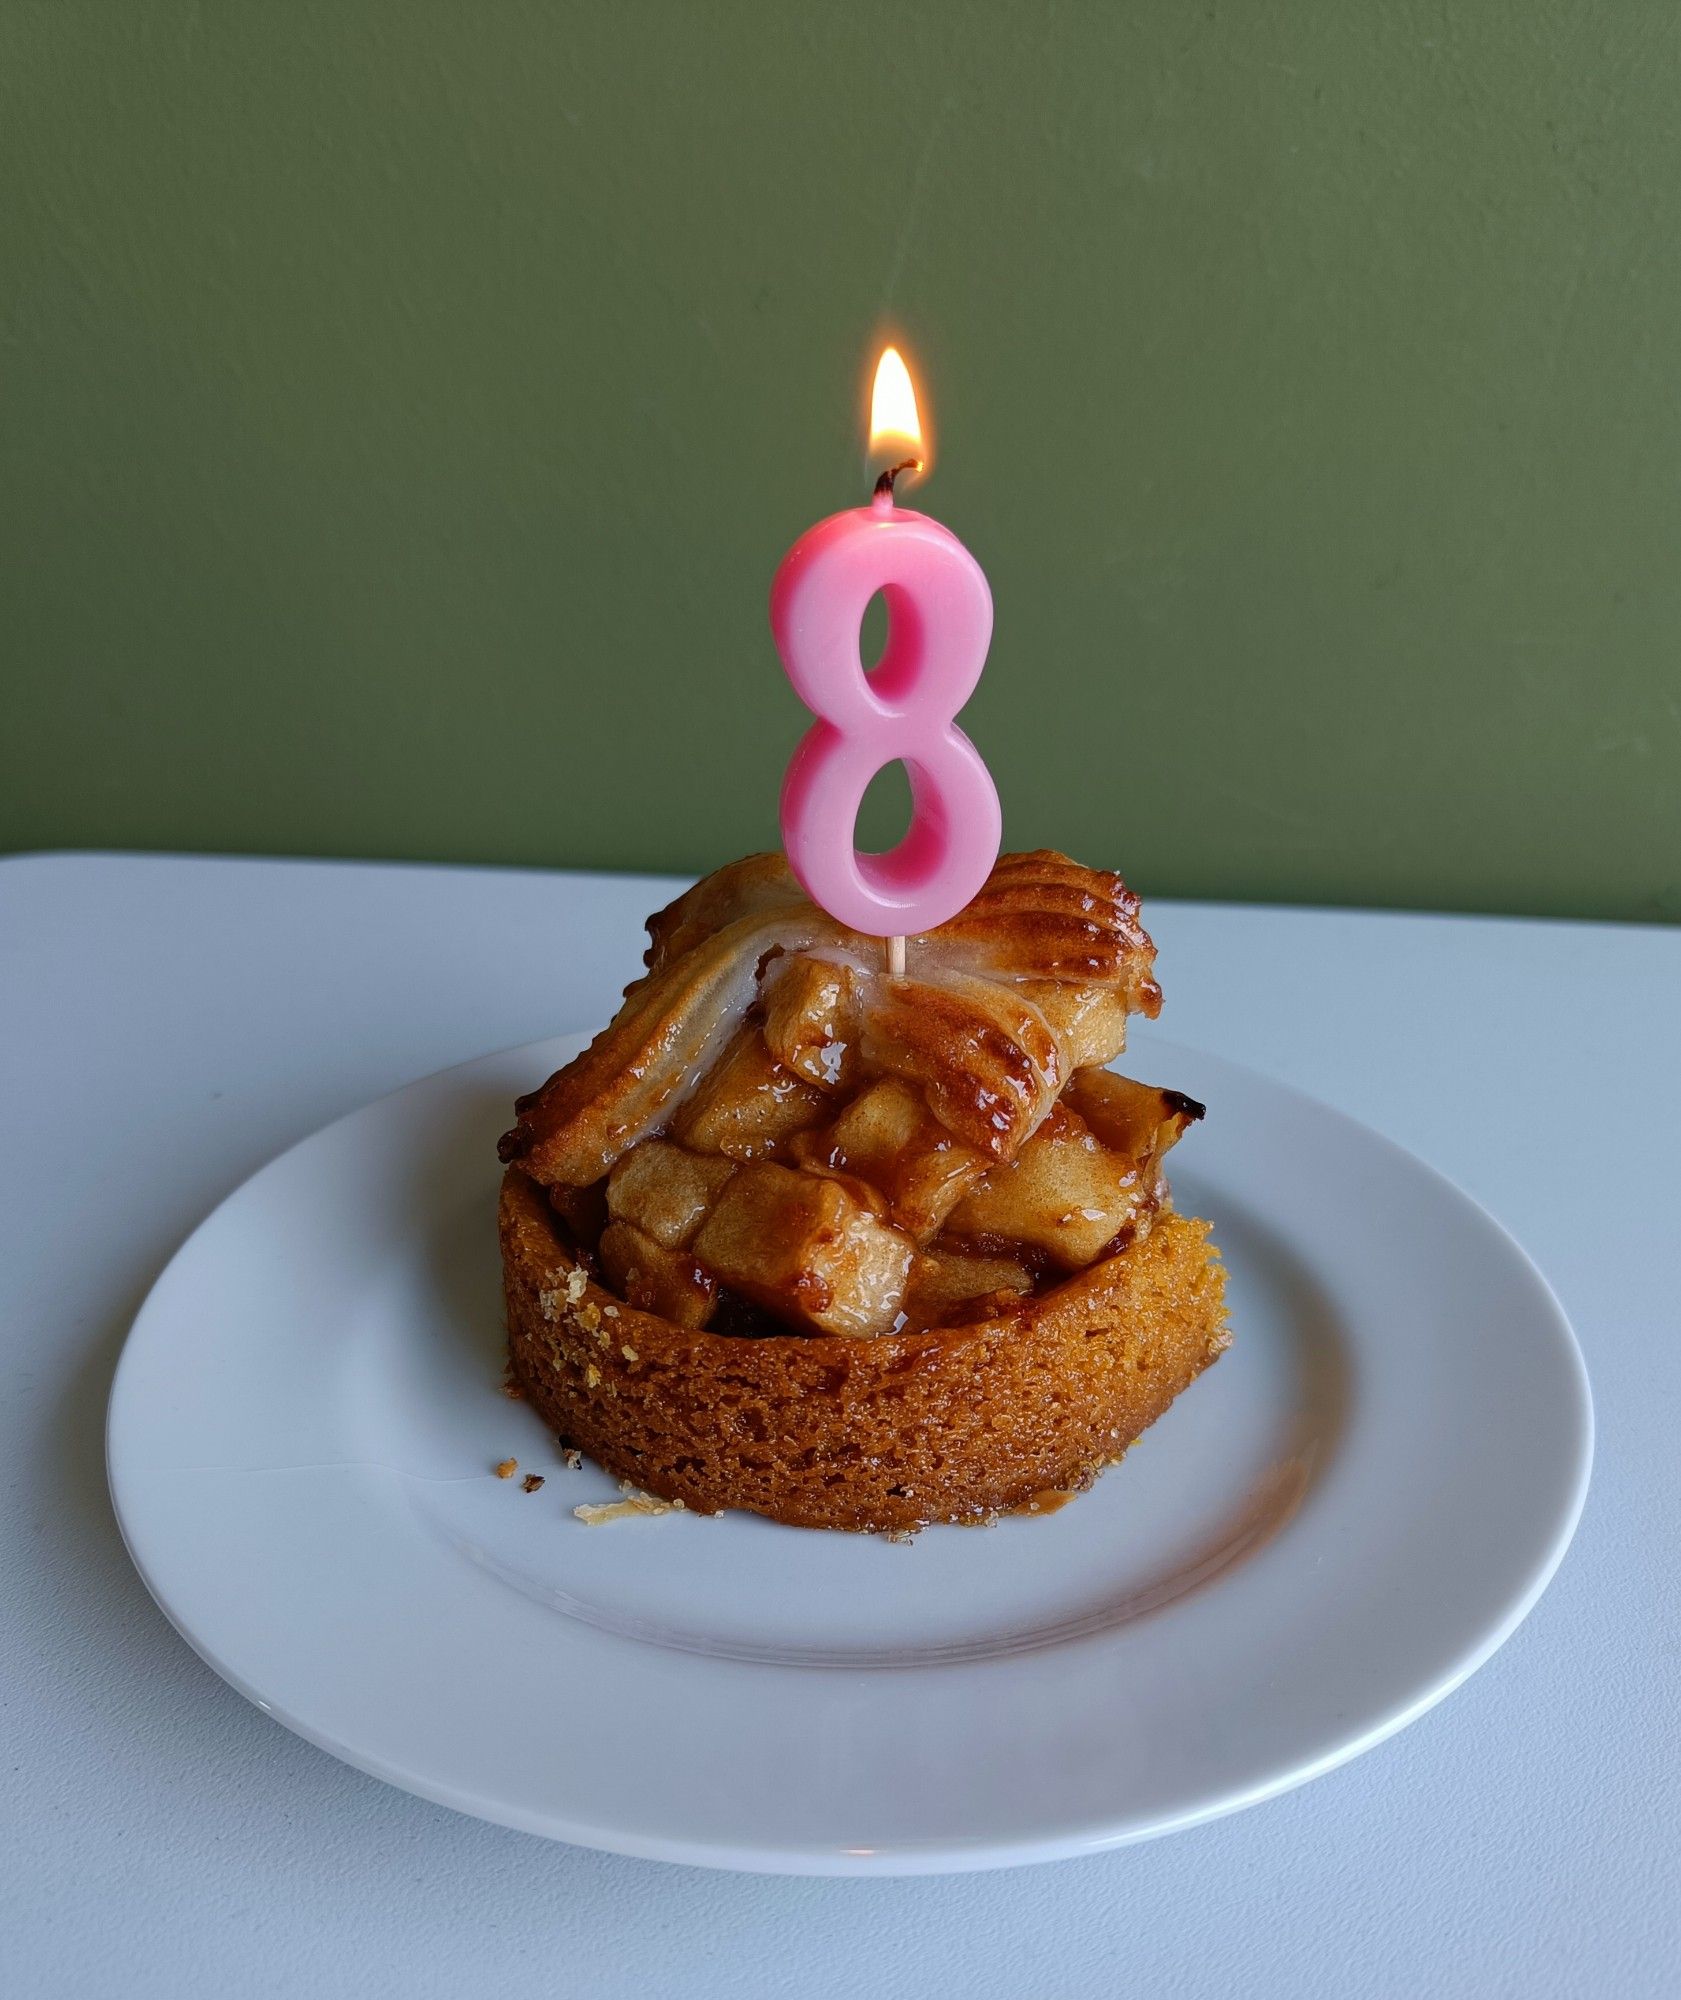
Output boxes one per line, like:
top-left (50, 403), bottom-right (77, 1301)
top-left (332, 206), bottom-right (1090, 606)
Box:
top-left (498, 851), bottom-right (1227, 1531)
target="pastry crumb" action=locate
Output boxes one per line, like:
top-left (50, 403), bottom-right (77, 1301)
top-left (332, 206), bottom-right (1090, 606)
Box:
top-left (574, 1480), bottom-right (686, 1526)
top-left (564, 1267), bottom-right (589, 1304)
top-left (521, 1473), bottom-right (545, 1494)
top-left (494, 1458), bottom-right (518, 1480)
top-left (585, 1363), bottom-right (601, 1388)
top-left (562, 1447), bottom-right (583, 1471)
top-left (620, 1345), bottom-right (639, 1362)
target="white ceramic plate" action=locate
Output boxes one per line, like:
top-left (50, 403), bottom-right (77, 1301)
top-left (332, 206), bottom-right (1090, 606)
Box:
top-left (108, 1033), bottom-right (1591, 1875)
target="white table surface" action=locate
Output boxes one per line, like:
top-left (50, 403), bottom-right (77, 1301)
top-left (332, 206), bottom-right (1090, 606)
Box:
top-left (1, 850), bottom-right (1675, 1999)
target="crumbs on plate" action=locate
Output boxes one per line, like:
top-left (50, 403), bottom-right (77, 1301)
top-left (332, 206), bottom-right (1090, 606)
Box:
top-left (574, 1480), bottom-right (689, 1526)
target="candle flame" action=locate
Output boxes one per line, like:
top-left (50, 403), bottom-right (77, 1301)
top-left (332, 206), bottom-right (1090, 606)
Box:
top-left (869, 345), bottom-right (926, 471)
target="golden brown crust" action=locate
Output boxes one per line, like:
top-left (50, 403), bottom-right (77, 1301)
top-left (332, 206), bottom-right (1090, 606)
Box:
top-left (501, 1166), bottom-right (1228, 1533)
top-left (643, 851), bottom-right (809, 970)
top-left (497, 851), bottom-right (1161, 1193)
top-left (496, 902), bottom-right (837, 1186)
top-left (930, 850), bottom-right (1162, 1004)
top-left (857, 967), bottom-right (1064, 1160)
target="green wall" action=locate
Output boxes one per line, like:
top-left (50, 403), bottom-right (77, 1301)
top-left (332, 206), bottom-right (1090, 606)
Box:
top-left (6, 4), bottom-right (1680, 919)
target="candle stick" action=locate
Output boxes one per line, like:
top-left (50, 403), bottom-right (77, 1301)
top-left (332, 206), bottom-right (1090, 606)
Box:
top-left (773, 347), bottom-right (1001, 957)
top-left (877, 457), bottom-right (921, 977)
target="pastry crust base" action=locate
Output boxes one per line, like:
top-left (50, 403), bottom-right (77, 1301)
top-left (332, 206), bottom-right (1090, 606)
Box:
top-left (501, 1166), bottom-right (1229, 1533)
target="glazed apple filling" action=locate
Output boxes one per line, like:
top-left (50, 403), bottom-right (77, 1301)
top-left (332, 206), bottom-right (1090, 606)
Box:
top-left (499, 851), bottom-right (1202, 1338)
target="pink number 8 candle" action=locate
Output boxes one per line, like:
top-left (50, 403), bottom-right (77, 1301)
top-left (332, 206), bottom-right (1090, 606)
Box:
top-left (773, 347), bottom-right (1001, 950)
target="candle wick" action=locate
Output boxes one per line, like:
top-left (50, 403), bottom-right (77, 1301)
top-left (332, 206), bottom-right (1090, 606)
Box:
top-left (872, 459), bottom-right (922, 501)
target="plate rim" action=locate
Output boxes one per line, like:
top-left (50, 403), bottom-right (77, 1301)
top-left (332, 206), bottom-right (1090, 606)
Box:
top-left (106, 1030), bottom-right (1595, 1874)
